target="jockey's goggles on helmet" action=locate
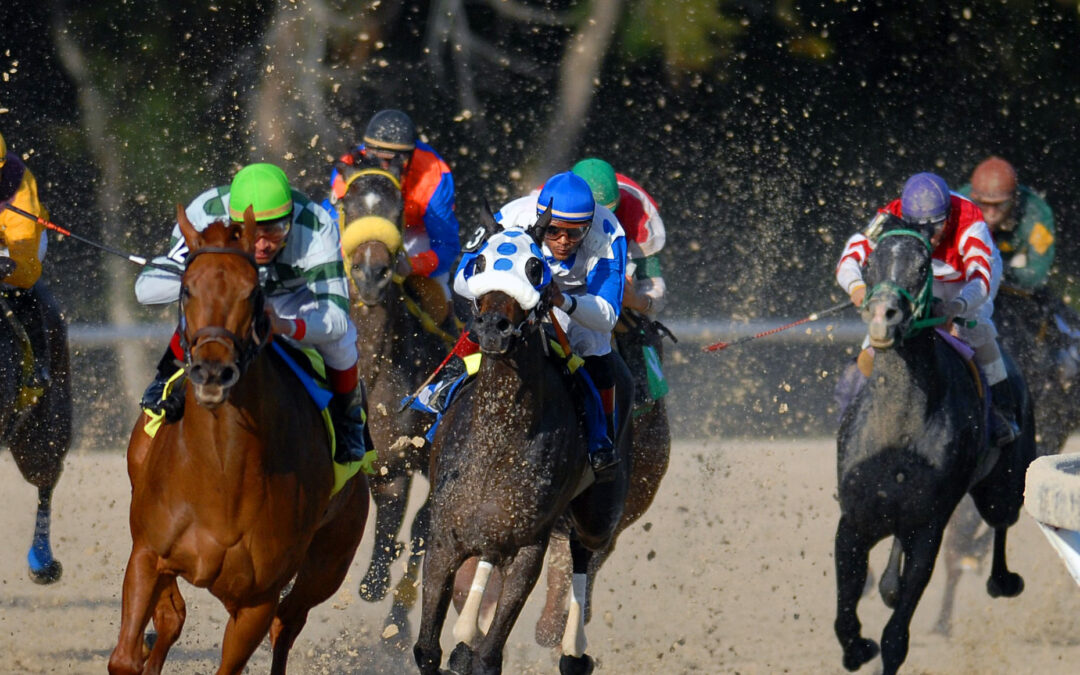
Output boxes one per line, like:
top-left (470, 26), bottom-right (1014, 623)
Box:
top-left (254, 215), bottom-right (291, 240)
top-left (544, 224), bottom-right (588, 243)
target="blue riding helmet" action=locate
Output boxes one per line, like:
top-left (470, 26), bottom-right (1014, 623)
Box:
top-left (901, 172), bottom-right (951, 226)
top-left (536, 172), bottom-right (595, 224)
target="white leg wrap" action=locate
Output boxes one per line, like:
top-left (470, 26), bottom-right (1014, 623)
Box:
top-left (561, 572), bottom-right (589, 657)
top-left (453, 560), bottom-right (493, 646)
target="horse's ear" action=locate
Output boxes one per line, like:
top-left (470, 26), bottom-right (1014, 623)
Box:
top-left (241, 206), bottom-right (257, 252)
top-left (527, 199), bottom-right (553, 245)
top-left (177, 203), bottom-right (201, 252)
top-left (463, 199), bottom-right (503, 252)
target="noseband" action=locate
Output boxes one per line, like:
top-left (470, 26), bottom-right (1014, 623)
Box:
top-left (177, 246), bottom-right (270, 374)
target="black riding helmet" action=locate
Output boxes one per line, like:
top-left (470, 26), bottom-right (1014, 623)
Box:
top-left (363, 109), bottom-right (417, 153)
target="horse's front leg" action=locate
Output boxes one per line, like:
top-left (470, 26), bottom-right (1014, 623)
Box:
top-left (474, 541), bottom-right (548, 675)
top-left (385, 496), bottom-right (432, 649)
top-left (880, 527), bottom-right (945, 675)
top-left (536, 532), bottom-right (571, 647)
top-left (986, 526), bottom-right (1024, 597)
top-left (218, 598), bottom-right (278, 675)
top-left (144, 576), bottom-right (186, 675)
top-left (559, 537), bottom-right (596, 675)
top-left (414, 537), bottom-right (462, 675)
top-left (833, 516), bottom-right (879, 672)
top-left (108, 544), bottom-right (165, 675)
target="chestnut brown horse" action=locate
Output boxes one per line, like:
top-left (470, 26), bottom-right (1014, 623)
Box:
top-left (108, 208), bottom-right (369, 675)
top-left (335, 161), bottom-right (447, 643)
top-left (414, 226), bottom-right (629, 675)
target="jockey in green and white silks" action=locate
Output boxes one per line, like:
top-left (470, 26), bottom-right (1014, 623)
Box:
top-left (135, 163), bottom-right (372, 463)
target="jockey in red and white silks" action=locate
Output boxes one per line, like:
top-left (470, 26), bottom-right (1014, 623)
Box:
top-left (837, 191), bottom-right (1002, 351)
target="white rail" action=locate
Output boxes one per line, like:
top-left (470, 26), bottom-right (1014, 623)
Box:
top-left (66, 318), bottom-right (868, 348)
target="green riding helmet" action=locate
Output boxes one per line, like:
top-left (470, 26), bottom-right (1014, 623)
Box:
top-left (572, 158), bottom-right (620, 211)
top-left (229, 163), bottom-right (294, 223)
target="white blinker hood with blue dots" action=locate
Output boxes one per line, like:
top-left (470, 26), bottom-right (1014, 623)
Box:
top-left (463, 229), bottom-right (552, 310)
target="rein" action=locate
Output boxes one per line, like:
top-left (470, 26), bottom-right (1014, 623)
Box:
top-left (177, 246), bottom-right (270, 374)
top-left (864, 228), bottom-right (948, 339)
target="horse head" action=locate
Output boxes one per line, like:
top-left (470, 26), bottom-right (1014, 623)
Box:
top-left (461, 219), bottom-right (552, 355)
top-left (176, 204), bottom-right (268, 408)
top-left (336, 160), bottom-right (406, 305)
top-left (861, 222), bottom-right (934, 350)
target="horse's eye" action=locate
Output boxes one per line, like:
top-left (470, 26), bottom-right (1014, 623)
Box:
top-left (524, 257), bottom-right (543, 286)
top-left (474, 256), bottom-right (487, 274)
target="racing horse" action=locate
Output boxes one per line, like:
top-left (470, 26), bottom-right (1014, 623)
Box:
top-left (108, 209), bottom-right (369, 674)
top-left (833, 225), bottom-right (1033, 674)
top-left (334, 160), bottom-right (446, 642)
top-left (534, 309), bottom-right (672, 646)
top-left (414, 222), bottom-right (629, 675)
top-left (0, 277), bottom-right (72, 584)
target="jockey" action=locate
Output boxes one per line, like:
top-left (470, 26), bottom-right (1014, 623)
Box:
top-left (836, 171), bottom-right (1019, 448)
top-left (0, 130), bottom-right (54, 387)
top-left (454, 171), bottom-right (629, 477)
top-left (328, 109), bottom-right (460, 328)
top-left (135, 162), bottom-right (372, 463)
top-left (960, 156), bottom-right (1055, 292)
top-left (571, 158), bottom-right (667, 316)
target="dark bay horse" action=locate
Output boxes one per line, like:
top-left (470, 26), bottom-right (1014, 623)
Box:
top-left (0, 282), bottom-right (72, 584)
top-left (414, 226), bottom-right (629, 675)
top-left (534, 311), bottom-right (671, 647)
top-left (335, 162), bottom-right (446, 640)
top-left (834, 227), bottom-right (1033, 675)
top-left (108, 209), bottom-right (369, 675)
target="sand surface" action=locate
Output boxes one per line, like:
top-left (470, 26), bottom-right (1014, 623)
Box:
top-left (2, 437), bottom-right (1080, 674)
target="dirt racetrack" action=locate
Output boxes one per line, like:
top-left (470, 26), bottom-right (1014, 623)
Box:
top-left (2, 437), bottom-right (1080, 674)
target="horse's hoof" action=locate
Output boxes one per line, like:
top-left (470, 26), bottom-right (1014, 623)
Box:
top-left (447, 642), bottom-right (473, 674)
top-left (28, 559), bottom-right (62, 585)
top-left (987, 571), bottom-right (1024, 598)
top-left (559, 653), bottom-right (595, 675)
top-left (842, 638), bottom-right (878, 671)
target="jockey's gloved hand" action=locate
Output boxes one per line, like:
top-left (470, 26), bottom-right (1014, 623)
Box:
top-left (932, 298), bottom-right (966, 325)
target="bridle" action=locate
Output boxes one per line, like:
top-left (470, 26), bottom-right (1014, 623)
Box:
top-left (177, 246), bottom-right (270, 376)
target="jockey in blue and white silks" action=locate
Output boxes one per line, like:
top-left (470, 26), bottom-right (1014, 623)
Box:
top-left (454, 171), bottom-right (629, 477)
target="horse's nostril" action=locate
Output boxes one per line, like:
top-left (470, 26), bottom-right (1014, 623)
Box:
top-left (885, 308), bottom-right (897, 321)
top-left (220, 366), bottom-right (238, 387)
top-left (189, 365), bottom-right (207, 386)
top-left (496, 318), bottom-right (511, 334)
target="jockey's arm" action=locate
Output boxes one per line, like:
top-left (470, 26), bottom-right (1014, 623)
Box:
top-left (417, 173), bottom-right (461, 277)
top-left (1009, 204), bottom-right (1055, 290)
top-left (568, 254), bottom-right (625, 334)
top-left (836, 232), bottom-right (872, 305)
top-left (626, 254), bottom-right (666, 315)
top-left (135, 225), bottom-right (186, 305)
top-left (953, 223), bottom-right (995, 315)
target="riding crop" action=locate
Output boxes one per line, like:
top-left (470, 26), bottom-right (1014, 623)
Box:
top-left (397, 331), bottom-right (470, 413)
top-left (2, 202), bottom-right (179, 274)
top-left (702, 300), bottom-right (854, 352)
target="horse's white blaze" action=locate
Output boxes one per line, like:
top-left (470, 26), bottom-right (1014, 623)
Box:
top-left (453, 560), bottom-right (494, 645)
top-left (561, 572), bottom-right (588, 657)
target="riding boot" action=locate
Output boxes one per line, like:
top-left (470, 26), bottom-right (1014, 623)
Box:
top-left (587, 386), bottom-right (619, 482)
top-left (427, 356), bottom-right (467, 413)
top-left (140, 347), bottom-right (185, 423)
top-left (329, 380), bottom-right (375, 464)
top-left (989, 380), bottom-right (1020, 448)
